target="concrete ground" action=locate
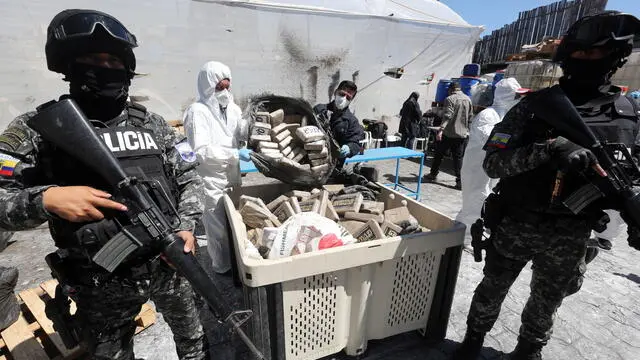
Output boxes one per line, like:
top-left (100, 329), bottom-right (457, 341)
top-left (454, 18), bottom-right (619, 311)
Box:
top-left (1, 154), bottom-right (639, 360)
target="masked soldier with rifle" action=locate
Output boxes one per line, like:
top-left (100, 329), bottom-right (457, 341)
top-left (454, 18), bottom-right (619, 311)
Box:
top-left (0, 9), bottom-right (209, 359)
top-left (453, 12), bottom-right (640, 360)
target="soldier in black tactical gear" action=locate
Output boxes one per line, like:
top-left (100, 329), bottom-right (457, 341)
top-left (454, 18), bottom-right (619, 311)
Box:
top-left (0, 9), bottom-right (207, 359)
top-left (452, 11), bottom-right (640, 360)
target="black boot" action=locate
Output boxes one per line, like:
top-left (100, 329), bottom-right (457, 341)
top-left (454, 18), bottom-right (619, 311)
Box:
top-left (596, 237), bottom-right (613, 250)
top-left (507, 337), bottom-right (543, 360)
top-left (425, 173), bottom-right (438, 182)
top-left (451, 330), bottom-right (485, 360)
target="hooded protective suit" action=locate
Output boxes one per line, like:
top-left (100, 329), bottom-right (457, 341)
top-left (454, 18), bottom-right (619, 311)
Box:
top-left (455, 78), bottom-right (522, 242)
top-left (183, 61), bottom-right (247, 273)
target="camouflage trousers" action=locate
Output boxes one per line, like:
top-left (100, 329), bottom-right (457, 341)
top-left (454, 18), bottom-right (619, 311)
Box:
top-left (466, 213), bottom-right (590, 345)
top-left (70, 263), bottom-right (207, 360)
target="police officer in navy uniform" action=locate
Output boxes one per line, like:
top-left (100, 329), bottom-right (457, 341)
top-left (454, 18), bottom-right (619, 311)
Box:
top-left (0, 10), bottom-right (207, 359)
top-left (453, 11), bottom-right (640, 360)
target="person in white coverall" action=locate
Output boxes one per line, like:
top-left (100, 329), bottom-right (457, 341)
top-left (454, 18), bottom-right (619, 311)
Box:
top-left (455, 78), bottom-right (524, 244)
top-left (183, 61), bottom-right (250, 274)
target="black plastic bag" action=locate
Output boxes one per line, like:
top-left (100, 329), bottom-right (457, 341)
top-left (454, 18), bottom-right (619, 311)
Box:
top-left (0, 266), bottom-right (19, 330)
top-left (245, 95), bottom-right (340, 187)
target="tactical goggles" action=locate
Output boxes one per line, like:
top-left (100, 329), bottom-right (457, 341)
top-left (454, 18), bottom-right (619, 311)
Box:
top-left (572, 13), bottom-right (640, 47)
top-left (53, 12), bottom-right (138, 48)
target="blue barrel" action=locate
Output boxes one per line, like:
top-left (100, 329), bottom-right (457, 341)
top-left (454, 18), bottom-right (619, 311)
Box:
top-left (462, 63), bottom-right (481, 77)
top-left (435, 79), bottom-right (453, 103)
top-left (492, 71), bottom-right (505, 86)
top-left (459, 76), bottom-right (480, 97)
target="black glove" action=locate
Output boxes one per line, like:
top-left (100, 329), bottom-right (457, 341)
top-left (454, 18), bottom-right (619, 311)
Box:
top-left (550, 136), bottom-right (598, 172)
top-left (627, 225), bottom-right (640, 251)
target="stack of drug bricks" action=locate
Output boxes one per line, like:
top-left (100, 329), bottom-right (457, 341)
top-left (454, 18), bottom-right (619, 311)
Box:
top-left (167, 120), bottom-right (184, 135)
top-left (250, 109), bottom-right (330, 174)
top-left (238, 185), bottom-right (428, 258)
top-left (0, 279), bottom-right (155, 360)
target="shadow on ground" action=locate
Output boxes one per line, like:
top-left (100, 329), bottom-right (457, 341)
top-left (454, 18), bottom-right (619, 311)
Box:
top-left (613, 272), bottom-right (640, 287)
top-left (318, 336), bottom-right (504, 360)
top-left (382, 173), bottom-right (460, 191)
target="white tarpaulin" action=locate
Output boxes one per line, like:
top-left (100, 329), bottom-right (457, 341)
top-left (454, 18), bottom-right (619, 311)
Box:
top-left (0, 0), bottom-right (483, 128)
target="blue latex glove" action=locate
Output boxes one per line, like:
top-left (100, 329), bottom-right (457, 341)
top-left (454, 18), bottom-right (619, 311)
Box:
top-left (339, 145), bottom-right (350, 158)
top-left (238, 148), bottom-right (252, 162)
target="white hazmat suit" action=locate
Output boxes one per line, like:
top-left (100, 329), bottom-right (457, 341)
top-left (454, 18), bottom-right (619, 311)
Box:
top-left (456, 78), bottom-right (522, 243)
top-left (183, 61), bottom-right (247, 273)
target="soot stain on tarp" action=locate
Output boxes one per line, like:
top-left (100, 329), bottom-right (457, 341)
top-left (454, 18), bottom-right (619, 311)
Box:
top-left (280, 29), bottom-right (348, 69)
top-left (279, 29), bottom-right (352, 103)
top-left (327, 70), bottom-right (341, 102)
top-left (280, 29), bottom-right (306, 64)
top-left (306, 66), bottom-right (318, 103)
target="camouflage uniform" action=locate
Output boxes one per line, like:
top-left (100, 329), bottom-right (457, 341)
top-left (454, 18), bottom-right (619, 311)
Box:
top-left (465, 97), bottom-right (593, 346)
top-left (0, 108), bottom-right (207, 360)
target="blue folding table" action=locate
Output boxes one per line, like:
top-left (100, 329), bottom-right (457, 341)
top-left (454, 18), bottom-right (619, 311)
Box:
top-left (240, 146), bottom-right (425, 200)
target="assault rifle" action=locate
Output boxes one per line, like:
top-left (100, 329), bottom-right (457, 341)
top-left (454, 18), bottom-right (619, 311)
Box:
top-left (28, 99), bottom-right (265, 359)
top-left (527, 85), bottom-right (640, 228)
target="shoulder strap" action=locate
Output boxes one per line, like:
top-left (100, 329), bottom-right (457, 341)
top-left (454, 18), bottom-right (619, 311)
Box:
top-left (611, 95), bottom-right (640, 119)
top-left (127, 102), bottom-right (148, 126)
top-left (626, 96), bottom-right (640, 119)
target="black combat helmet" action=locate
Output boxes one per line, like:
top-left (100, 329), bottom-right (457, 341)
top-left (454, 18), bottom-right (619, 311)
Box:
top-left (554, 11), bottom-right (640, 66)
top-left (45, 9), bottom-right (138, 77)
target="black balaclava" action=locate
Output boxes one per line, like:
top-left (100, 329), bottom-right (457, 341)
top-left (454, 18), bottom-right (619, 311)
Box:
top-left (559, 51), bottom-right (620, 105)
top-left (67, 62), bottom-right (131, 122)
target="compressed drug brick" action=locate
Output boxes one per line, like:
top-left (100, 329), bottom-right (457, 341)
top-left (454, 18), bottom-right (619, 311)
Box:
top-left (331, 193), bottom-right (363, 214)
top-left (353, 220), bottom-right (384, 243)
top-left (296, 126), bottom-right (324, 143)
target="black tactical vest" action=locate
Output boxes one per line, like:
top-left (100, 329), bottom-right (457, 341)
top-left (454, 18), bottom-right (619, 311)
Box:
top-left (583, 95), bottom-right (640, 147)
top-left (499, 94), bottom-right (640, 214)
top-left (40, 103), bottom-right (177, 254)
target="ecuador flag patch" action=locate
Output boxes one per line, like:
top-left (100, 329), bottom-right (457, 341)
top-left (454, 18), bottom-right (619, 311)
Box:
top-left (487, 133), bottom-right (512, 149)
top-left (0, 153), bottom-right (19, 176)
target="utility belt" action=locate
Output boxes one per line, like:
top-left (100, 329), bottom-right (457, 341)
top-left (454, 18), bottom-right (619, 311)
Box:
top-left (483, 191), bottom-right (599, 226)
top-left (46, 250), bottom-right (164, 288)
top-left (470, 192), bottom-right (609, 262)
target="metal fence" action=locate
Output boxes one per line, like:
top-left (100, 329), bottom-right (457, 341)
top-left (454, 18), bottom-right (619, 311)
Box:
top-left (472, 0), bottom-right (607, 65)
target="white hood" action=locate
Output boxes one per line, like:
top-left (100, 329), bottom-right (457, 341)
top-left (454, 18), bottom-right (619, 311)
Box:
top-left (492, 77), bottom-right (522, 118)
top-left (197, 61), bottom-right (235, 123)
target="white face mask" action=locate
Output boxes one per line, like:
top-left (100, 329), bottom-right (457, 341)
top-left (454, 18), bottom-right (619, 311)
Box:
top-left (334, 95), bottom-right (350, 110)
top-left (215, 89), bottom-right (231, 107)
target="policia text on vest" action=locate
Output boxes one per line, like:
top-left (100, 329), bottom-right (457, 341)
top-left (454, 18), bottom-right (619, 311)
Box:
top-left (28, 98), bottom-right (267, 359)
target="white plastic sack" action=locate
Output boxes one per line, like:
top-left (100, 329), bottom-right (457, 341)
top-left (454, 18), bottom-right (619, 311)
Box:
top-left (245, 240), bottom-right (263, 260)
top-left (268, 213), bottom-right (356, 259)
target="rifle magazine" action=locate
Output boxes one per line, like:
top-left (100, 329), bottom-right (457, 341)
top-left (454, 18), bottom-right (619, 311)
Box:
top-left (92, 231), bottom-right (140, 272)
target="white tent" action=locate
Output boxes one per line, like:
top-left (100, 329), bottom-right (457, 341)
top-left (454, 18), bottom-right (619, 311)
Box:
top-left (0, 0), bottom-right (483, 128)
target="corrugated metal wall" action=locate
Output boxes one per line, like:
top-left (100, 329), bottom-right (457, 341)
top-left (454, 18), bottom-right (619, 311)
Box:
top-left (472, 0), bottom-right (607, 65)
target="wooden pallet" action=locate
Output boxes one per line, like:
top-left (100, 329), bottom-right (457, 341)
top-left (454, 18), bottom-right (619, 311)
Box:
top-left (0, 279), bottom-right (156, 360)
